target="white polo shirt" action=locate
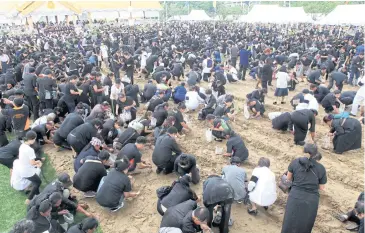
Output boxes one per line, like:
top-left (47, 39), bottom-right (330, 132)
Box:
top-left (18, 143), bottom-right (37, 178)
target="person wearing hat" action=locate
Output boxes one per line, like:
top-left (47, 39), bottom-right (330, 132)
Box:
top-left (153, 126), bottom-right (182, 175)
top-left (73, 150), bottom-right (110, 198)
top-left (74, 137), bottom-right (102, 172)
top-left (310, 83), bottom-right (330, 103)
top-left (159, 201), bottom-right (211, 233)
top-left (281, 143), bottom-right (326, 233)
top-left (222, 157), bottom-right (247, 203)
top-left (157, 175), bottom-right (199, 216)
top-left (203, 175), bottom-right (234, 232)
top-left (174, 154), bottom-right (200, 184)
top-left (117, 136), bottom-right (151, 173)
top-left (67, 119), bottom-right (103, 156)
top-left (18, 131), bottom-right (42, 204)
top-left (273, 66), bottom-right (290, 105)
top-left (321, 90), bottom-right (342, 114)
top-left (307, 67), bottom-right (326, 85)
top-left (96, 156), bottom-right (140, 212)
top-left (323, 114), bottom-right (362, 154)
top-left (289, 108), bottom-right (318, 146)
top-left (85, 101), bottom-right (110, 122)
top-left (224, 130), bottom-right (249, 163)
top-left (23, 67), bottom-right (40, 120)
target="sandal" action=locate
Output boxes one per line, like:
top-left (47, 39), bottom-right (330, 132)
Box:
top-left (247, 208), bottom-right (258, 216)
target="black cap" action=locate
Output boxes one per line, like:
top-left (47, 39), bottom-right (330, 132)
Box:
top-left (14, 89), bottom-right (24, 95)
top-left (114, 156), bottom-right (130, 172)
top-left (58, 173), bottom-right (73, 187)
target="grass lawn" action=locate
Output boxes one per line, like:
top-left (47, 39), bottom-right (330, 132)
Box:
top-left (0, 154), bottom-right (102, 233)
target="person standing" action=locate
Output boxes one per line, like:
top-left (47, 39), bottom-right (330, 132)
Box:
top-left (123, 52), bottom-right (135, 85)
top-left (36, 69), bottom-right (57, 111)
top-left (0, 51), bottom-right (10, 74)
top-left (273, 66), bottom-right (290, 105)
top-left (23, 67), bottom-right (39, 120)
top-left (91, 73), bottom-right (104, 108)
top-left (239, 45), bottom-right (250, 80)
top-left (261, 58), bottom-right (273, 89)
top-left (63, 75), bottom-right (80, 113)
top-left (281, 144), bottom-right (327, 233)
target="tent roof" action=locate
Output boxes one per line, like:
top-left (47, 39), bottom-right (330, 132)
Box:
top-left (74, 1), bottom-right (162, 12)
top-left (319, 4), bottom-right (365, 25)
top-left (187, 10), bottom-right (212, 21)
top-left (244, 5), bottom-right (280, 23)
top-left (276, 7), bottom-right (313, 23)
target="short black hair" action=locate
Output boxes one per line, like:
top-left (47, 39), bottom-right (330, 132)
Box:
top-left (136, 136), bottom-right (147, 144)
top-left (98, 150), bottom-right (110, 161)
top-left (167, 126), bottom-right (178, 134)
top-left (177, 102), bottom-right (186, 110)
top-left (193, 207), bottom-right (209, 222)
top-left (81, 217), bottom-right (99, 231)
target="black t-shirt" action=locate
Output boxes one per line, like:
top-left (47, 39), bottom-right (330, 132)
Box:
top-left (118, 127), bottom-right (139, 146)
top-left (160, 200), bottom-right (197, 229)
top-left (153, 107), bottom-right (168, 127)
top-left (319, 50), bottom-right (328, 63)
top-left (73, 158), bottom-right (107, 192)
top-left (125, 57), bottom-right (134, 72)
top-left (91, 80), bottom-right (103, 96)
top-left (331, 72), bottom-right (347, 84)
top-left (308, 70), bottom-right (321, 84)
top-left (117, 96), bottom-right (134, 113)
top-left (226, 134), bottom-right (249, 162)
top-left (169, 109), bottom-right (185, 132)
top-left (288, 158), bottom-right (327, 196)
top-left (69, 122), bottom-right (98, 146)
top-left (321, 93), bottom-right (337, 108)
top-left (203, 176), bottom-right (234, 205)
top-left (57, 113), bottom-right (84, 138)
top-left (0, 139), bottom-right (21, 159)
top-left (117, 143), bottom-right (141, 164)
top-left (96, 169), bottom-right (132, 208)
top-left (33, 123), bottom-right (50, 139)
top-left (250, 101), bottom-right (265, 115)
top-left (64, 83), bottom-right (78, 100)
top-left (148, 97), bottom-right (163, 112)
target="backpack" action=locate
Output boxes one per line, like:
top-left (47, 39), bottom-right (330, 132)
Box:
top-left (207, 58), bottom-right (213, 68)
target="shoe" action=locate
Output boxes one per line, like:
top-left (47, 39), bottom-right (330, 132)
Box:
top-left (273, 102), bottom-right (277, 105)
top-left (281, 102), bottom-right (286, 104)
top-left (84, 191), bottom-right (96, 198)
top-left (295, 141), bottom-right (305, 146)
top-left (214, 138), bottom-right (223, 142)
top-left (110, 202), bottom-right (124, 212)
top-left (156, 168), bottom-right (163, 174)
top-left (247, 208), bottom-right (258, 216)
top-left (264, 206), bottom-right (268, 211)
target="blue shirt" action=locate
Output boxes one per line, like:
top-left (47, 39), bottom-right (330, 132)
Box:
top-left (239, 49), bottom-right (250, 66)
top-left (173, 86), bottom-right (187, 101)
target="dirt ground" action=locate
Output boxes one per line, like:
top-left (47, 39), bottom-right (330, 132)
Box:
top-left (44, 76), bottom-right (364, 233)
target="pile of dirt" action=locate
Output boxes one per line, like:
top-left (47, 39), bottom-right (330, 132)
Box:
top-left (45, 78), bottom-right (364, 233)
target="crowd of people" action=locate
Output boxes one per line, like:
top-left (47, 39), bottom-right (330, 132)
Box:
top-left (0, 20), bottom-right (363, 233)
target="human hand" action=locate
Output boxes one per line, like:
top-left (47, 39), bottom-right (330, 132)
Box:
top-left (58, 210), bottom-right (69, 215)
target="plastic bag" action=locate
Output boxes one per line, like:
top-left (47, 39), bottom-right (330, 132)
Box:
top-left (205, 129), bottom-right (213, 143)
top-left (215, 146), bottom-right (223, 155)
top-left (150, 117), bottom-right (157, 127)
top-left (321, 135), bottom-right (331, 150)
top-left (120, 110), bottom-right (132, 122)
top-left (268, 112), bottom-right (282, 120)
top-left (243, 105), bottom-right (250, 119)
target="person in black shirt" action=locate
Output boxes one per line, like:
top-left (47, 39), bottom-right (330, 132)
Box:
top-left (272, 112), bottom-right (291, 132)
top-left (174, 154), bottom-right (200, 184)
top-left (159, 200), bottom-right (210, 233)
top-left (91, 73), bottom-right (104, 107)
top-left (169, 102), bottom-right (190, 133)
top-left (153, 102), bottom-right (169, 127)
top-left (117, 136), bottom-right (151, 172)
top-left (261, 58), bottom-right (273, 89)
top-left (281, 144), bottom-right (326, 233)
top-left (63, 75), bottom-right (80, 113)
top-left (116, 93), bottom-right (137, 124)
top-left (125, 84), bottom-right (140, 107)
top-left (327, 71), bottom-right (347, 91)
top-left (123, 52), bottom-right (135, 84)
top-left (37, 69), bottom-right (57, 111)
top-left (157, 176), bottom-right (198, 216)
top-left (147, 91), bottom-right (165, 112)
top-left (223, 130), bottom-right (249, 163)
top-left (67, 217), bottom-right (99, 233)
top-left (67, 119), bottom-right (103, 156)
top-left (246, 88), bottom-right (266, 104)
top-left (248, 99), bottom-right (265, 118)
top-left (0, 114), bottom-right (9, 146)
top-left (141, 80), bottom-right (157, 103)
top-left (289, 109), bottom-right (317, 146)
top-left (336, 193), bottom-right (364, 231)
top-left (339, 91), bottom-right (356, 106)
top-left (0, 139), bottom-right (21, 168)
top-left (100, 119), bottom-right (123, 146)
top-left (23, 67), bottom-right (39, 119)
top-left (96, 156), bottom-right (139, 212)
top-left (310, 84), bottom-right (330, 103)
top-left (203, 176), bottom-right (234, 232)
top-left (198, 89), bottom-right (216, 120)
top-left (32, 121), bottom-right (54, 145)
top-left (73, 151), bottom-right (110, 197)
top-left (321, 91), bottom-right (341, 113)
top-left (307, 68), bottom-right (326, 85)
top-left (53, 111), bottom-right (84, 150)
top-left (152, 127), bottom-right (182, 174)
top-left (1, 98), bottom-right (30, 139)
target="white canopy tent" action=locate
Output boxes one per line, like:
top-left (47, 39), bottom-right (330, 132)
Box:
top-left (319, 4), bottom-right (365, 25)
top-left (187, 10), bottom-right (212, 21)
top-left (243, 5), bottom-right (280, 23)
top-left (276, 7), bottom-right (313, 23)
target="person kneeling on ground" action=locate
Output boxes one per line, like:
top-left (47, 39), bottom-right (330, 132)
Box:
top-left (203, 175), bottom-right (234, 232)
top-left (73, 150), bottom-right (110, 198)
top-left (224, 130), bottom-right (249, 163)
top-left (157, 175), bottom-right (199, 216)
top-left (198, 89), bottom-right (216, 120)
top-left (222, 157), bottom-right (247, 203)
top-left (321, 90), bottom-right (341, 114)
top-left (174, 154), bottom-right (200, 184)
top-left (117, 136), bottom-right (152, 173)
top-left (66, 217), bottom-right (99, 233)
top-left (159, 200), bottom-right (211, 233)
top-left (247, 157), bottom-right (277, 215)
top-left (153, 126), bottom-right (182, 175)
top-left (74, 137), bottom-right (102, 172)
top-left (289, 109), bottom-right (317, 146)
top-left (336, 192), bottom-right (364, 232)
top-left (248, 99), bottom-right (265, 119)
top-left (206, 114), bottom-right (232, 141)
top-left (96, 156), bottom-right (140, 212)
top-left (271, 112), bottom-right (291, 132)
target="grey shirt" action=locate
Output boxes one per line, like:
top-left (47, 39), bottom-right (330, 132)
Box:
top-left (222, 165), bottom-right (247, 201)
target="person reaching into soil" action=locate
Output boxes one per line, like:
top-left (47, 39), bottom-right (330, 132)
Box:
top-left (222, 157), bottom-right (247, 203)
top-left (281, 143), bottom-right (327, 233)
top-left (157, 175), bottom-right (199, 216)
top-left (96, 156), bottom-right (140, 212)
top-left (323, 114), bottom-right (362, 154)
top-left (248, 98), bottom-right (265, 118)
top-left (224, 130), bottom-right (249, 163)
top-left (247, 157), bottom-right (277, 215)
top-left (174, 154), bottom-right (200, 184)
top-left (169, 102), bottom-right (191, 133)
top-left (74, 137), bottom-right (102, 172)
top-left (289, 109), bottom-right (317, 146)
top-left (336, 192), bottom-right (364, 231)
top-left (153, 127), bottom-right (182, 175)
top-left (66, 217), bottom-right (99, 233)
top-left (271, 112), bottom-right (291, 132)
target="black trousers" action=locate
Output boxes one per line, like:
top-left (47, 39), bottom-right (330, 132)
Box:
top-left (239, 65), bottom-right (248, 80)
top-left (0, 157), bottom-right (15, 169)
top-left (26, 174), bottom-right (42, 200)
top-left (67, 135), bottom-right (85, 155)
top-left (40, 98), bottom-right (53, 112)
top-left (0, 134), bottom-right (9, 147)
top-left (205, 201), bottom-right (232, 233)
top-left (26, 95), bottom-right (40, 120)
top-left (53, 131), bottom-right (70, 149)
top-left (291, 113), bottom-right (309, 143)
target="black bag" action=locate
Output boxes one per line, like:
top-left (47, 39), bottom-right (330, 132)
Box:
top-left (156, 186), bottom-right (172, 199)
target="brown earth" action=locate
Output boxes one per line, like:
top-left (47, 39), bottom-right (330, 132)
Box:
top-left (44, 76), bottom-right (364, 233)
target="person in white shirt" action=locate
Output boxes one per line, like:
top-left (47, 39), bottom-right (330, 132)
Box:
top-left (185, 86), bottom-right (204, 111)
top-left (304, 92), bottom-right (319, 112)
top-left (31, 113), bottom-right (56, 129)
top-left (247, 157), bottom-right (277, 215)
top-left (110, 79), bottom-right (124, 114)
top-left (100, 43), bottom-right (109, 68)
top-left (11, 159), bottom-right (41, 191)
top-left (0, 52), bottom-right (10, 73)
top-left (274, 66), bottom-right (291, 104)
top-left (18, 131), bottom-right (43, 204)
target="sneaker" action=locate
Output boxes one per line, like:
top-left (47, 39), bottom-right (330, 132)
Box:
top-left (110, 202), bottom-right (124, 212)
top-left (350, 113), bottom-right (357, 117)
top-left (84, 191), bottom-right (96, 198)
